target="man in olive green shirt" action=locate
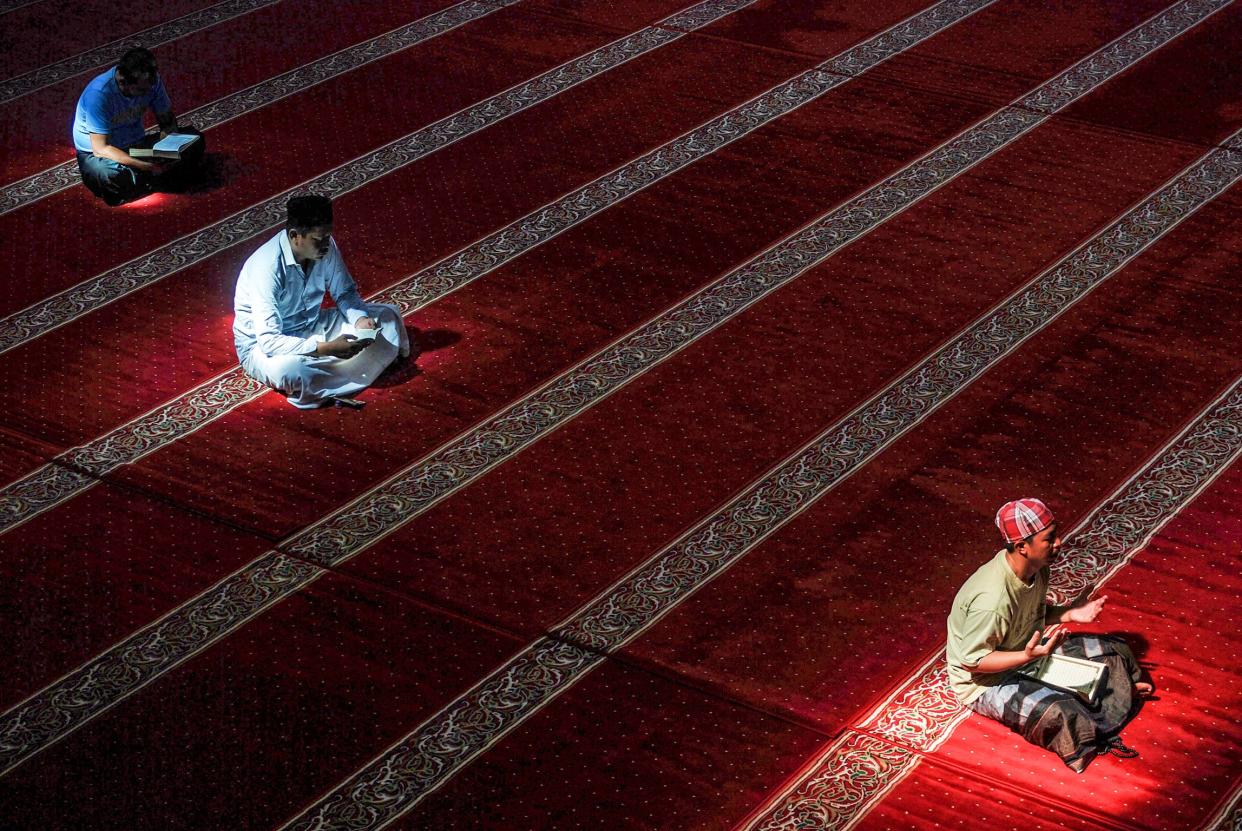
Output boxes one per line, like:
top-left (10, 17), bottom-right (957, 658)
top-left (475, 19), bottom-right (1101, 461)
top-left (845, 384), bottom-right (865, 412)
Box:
top-left (947, 499), bottom-right (1109, 707)
top-left (946, 498), bottom-right (1151, 771)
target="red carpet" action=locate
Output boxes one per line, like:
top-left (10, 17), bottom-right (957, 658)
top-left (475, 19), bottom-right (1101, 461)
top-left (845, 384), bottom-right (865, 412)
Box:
top-left (0, 0), bottom-right (1239, 828)
top-left (846, 457), bottom-right (1242, 831)
top-left (0, 0), bottom-right (474, 184)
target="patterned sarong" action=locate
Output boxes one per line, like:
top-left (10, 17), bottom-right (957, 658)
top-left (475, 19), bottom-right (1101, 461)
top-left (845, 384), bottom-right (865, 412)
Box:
top-left (967, 634), bottom-right (1143, 773)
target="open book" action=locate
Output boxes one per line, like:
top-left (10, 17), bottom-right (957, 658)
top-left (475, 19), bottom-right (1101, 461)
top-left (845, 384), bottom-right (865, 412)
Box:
top-left (1017, 652), bottom-right (1107, 703)
top-left (129, 133), bottom-right (201, 161)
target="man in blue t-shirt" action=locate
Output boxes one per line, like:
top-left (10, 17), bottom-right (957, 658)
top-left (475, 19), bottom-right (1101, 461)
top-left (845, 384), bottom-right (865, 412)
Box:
top-left (72, 47), bottom-right (204, 205)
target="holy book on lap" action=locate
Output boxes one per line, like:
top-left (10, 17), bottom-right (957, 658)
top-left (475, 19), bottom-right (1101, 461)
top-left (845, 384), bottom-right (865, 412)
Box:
top-left (129, 133), bottom-right (202, 160)
top-left (1017, 652), bottom-right (1107, 703)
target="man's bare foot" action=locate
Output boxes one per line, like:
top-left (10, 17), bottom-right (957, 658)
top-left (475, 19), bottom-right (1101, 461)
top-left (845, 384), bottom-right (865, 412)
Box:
top-left (1135, 681), bottom-right (1154, 696)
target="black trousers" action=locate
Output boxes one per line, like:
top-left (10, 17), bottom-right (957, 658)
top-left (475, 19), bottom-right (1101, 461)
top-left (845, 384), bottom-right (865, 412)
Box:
top-left (76, 126), bottom-right (206, 205)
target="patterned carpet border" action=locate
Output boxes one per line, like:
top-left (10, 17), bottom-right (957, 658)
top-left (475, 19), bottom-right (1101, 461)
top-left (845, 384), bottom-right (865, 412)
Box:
top-left (0, 0), bottom-right (1000, 535)
top-left (0, 0), bottom-right (516, 216)
top-left (0, 0), bottom-right (1227, 803)
top-left (1204, 784), bottom-right (1242, 831)
top-left (744, 377), bottom-right (1242, 831)
top-left (275, 12), bottom-right (1239, 828)
top-left (0, 0), bottom-right (281, 104)
top-left (0, 0), bottom-right (1227, 784)
top-left (0, 0), bottom-right (758, 775)
top-left (0, 0), bottom-right (44, 15)
top-left (0, 0), bottom-right (755, 355)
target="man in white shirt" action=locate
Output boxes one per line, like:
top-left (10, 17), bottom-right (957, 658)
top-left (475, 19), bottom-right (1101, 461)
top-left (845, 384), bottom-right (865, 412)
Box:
top-left (233, 194), bottom-right (410, 408)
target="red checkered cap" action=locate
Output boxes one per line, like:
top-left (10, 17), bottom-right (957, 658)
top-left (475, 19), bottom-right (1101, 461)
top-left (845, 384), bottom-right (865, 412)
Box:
top-left (995, 498), bottom-right (1054, 543)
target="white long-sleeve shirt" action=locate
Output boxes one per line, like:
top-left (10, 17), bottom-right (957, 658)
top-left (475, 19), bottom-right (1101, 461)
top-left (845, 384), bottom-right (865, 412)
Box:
top-left (233, 230), bottom-right (369, 362)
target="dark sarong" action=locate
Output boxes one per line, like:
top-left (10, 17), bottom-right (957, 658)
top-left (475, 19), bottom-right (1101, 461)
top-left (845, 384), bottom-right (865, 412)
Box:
top-left (968, 635), bottom-right (1143, 773)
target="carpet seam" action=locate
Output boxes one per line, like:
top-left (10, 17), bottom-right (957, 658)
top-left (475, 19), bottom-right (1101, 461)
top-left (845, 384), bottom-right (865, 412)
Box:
top-left (279, 6), bottom-right (1242, 821)
top-left (739, 379), bottom-right (1242, 830)
top-left (0, 0), bottom-right (284, 103)
top-left (845, 726), bottom-right (1149, 831)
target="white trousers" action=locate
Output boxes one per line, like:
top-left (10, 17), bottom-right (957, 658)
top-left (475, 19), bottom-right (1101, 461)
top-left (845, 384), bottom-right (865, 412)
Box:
top-left (242, 304), bottom-right (409, 408)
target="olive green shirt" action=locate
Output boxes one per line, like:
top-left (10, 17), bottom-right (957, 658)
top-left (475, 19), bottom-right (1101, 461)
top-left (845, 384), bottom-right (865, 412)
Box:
top-left (946, 549), bottom-right (1051, 705)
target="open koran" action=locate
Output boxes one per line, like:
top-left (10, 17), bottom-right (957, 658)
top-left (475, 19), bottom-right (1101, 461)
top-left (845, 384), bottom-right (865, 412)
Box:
top-left (129, 133), bottom-right (201, 161)
top-left (1017, 653), bottom-right (1107, 703)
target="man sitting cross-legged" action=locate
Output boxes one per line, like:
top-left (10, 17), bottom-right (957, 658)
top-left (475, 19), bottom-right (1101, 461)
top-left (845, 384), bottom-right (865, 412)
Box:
top-left (233, 194), bottom-right (410, 409)
top-left (71, 47), bottom-right (205, 205)
top-left (946, 498), bottom-right (1153, 773)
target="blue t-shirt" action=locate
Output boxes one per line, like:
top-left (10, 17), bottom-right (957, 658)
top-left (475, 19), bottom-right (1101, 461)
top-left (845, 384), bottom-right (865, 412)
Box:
top-left (72, 67), bottom-right (171, 153)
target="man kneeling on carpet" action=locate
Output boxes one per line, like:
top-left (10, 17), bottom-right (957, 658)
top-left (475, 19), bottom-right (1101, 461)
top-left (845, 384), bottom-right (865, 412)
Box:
top-left (233, 194), bottom-right (410, 409)
top-left (946, 498), bottom-right (1152, 773)
top-left (72, 47), bottom-right (206, 205)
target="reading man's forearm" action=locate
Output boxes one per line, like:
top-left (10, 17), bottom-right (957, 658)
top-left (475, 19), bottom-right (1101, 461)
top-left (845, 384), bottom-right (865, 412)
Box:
top-left (107, 146), bottom-right (152, 170)
top-left (971, 650), bottom-right (1034, 675)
